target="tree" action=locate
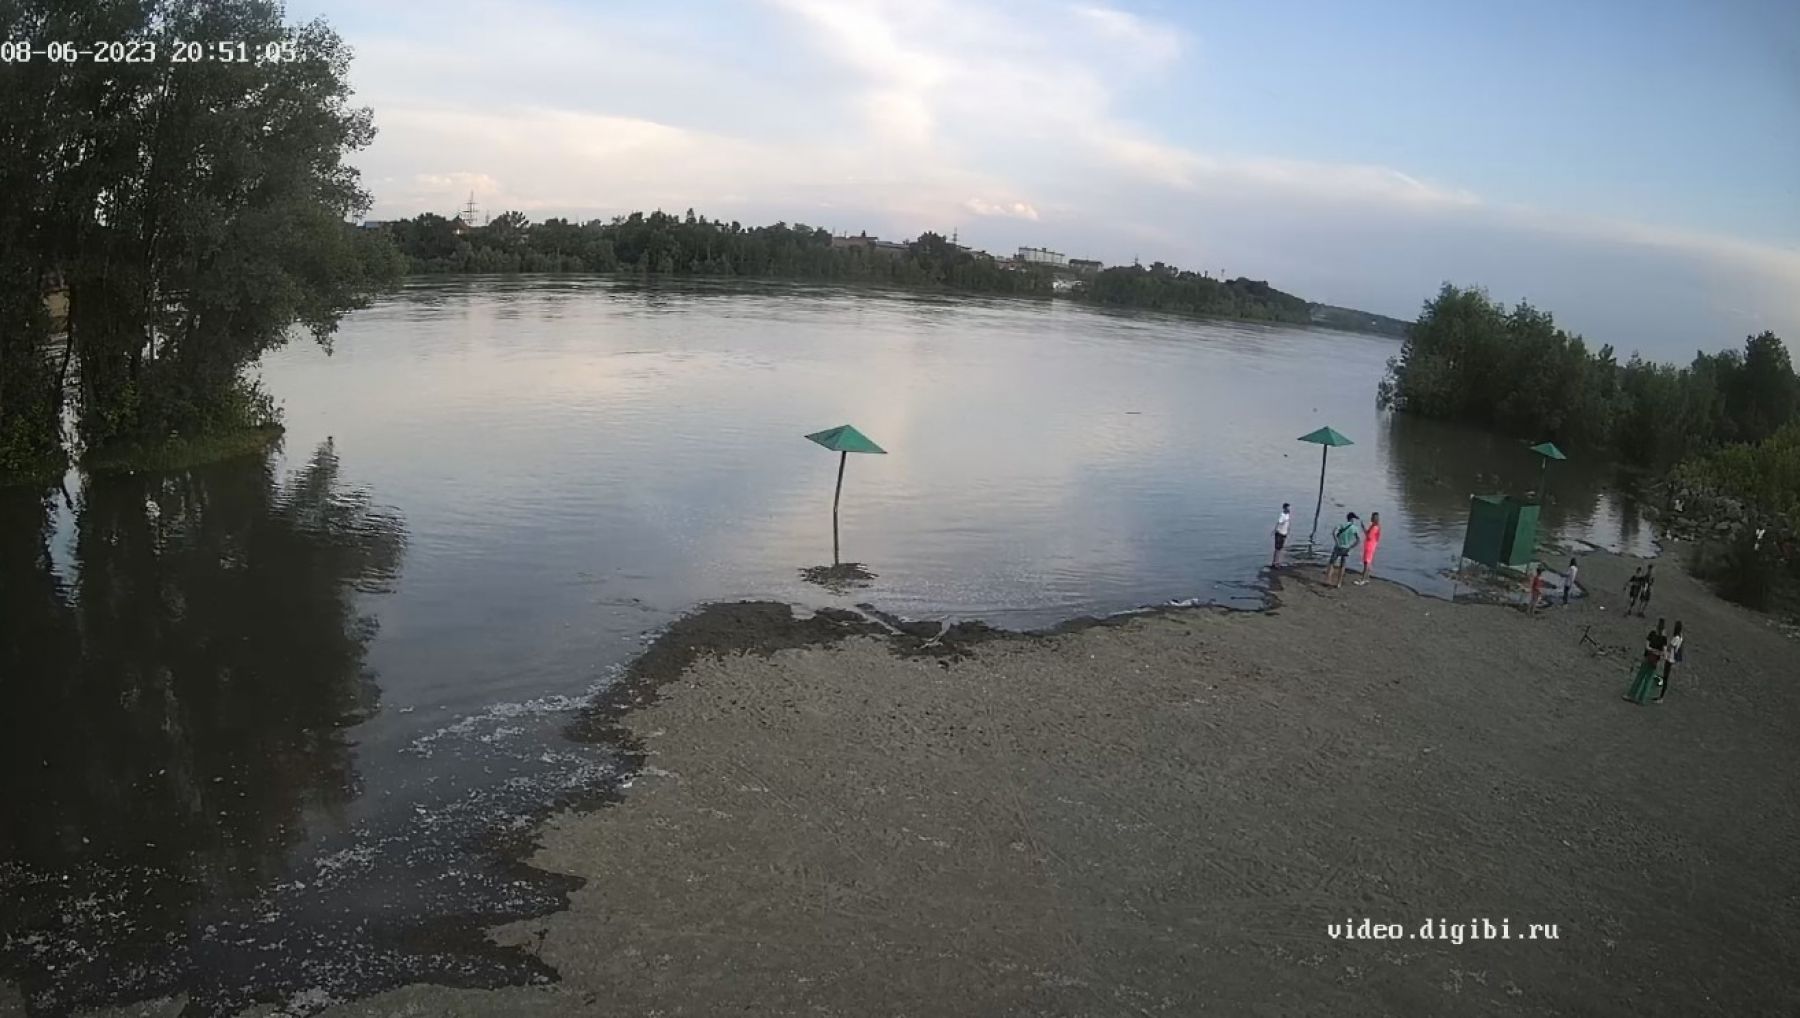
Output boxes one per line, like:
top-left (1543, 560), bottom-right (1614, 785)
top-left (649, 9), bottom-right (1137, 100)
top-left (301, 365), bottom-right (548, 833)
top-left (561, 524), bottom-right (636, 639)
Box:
top-left (481, 210), bottom-right (530, 252)
top-left (0, 0), bottom-right (148, 478)
top-left (1379, 285), bottom-right (1796, 471)
top-left (1082, 264), bottom-right (1309, 323)
top-left (0, 0), bottom-right (393, 479)
top-left (1730, 331), bottom-right (1798, 445)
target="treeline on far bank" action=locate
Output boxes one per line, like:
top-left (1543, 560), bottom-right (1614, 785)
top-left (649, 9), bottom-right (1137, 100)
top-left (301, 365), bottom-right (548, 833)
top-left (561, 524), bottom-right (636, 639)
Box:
top-left (384, 210), bottom-right (1051, 295)
top-left (376, 209), bottom-right (1314, 323)
top-left (1081, 262), bottom-right (1312, 324)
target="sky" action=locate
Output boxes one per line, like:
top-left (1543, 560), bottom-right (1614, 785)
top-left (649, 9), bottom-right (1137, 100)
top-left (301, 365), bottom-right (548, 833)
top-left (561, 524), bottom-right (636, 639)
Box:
top-left (289, 0), bottom-right (1800, 359)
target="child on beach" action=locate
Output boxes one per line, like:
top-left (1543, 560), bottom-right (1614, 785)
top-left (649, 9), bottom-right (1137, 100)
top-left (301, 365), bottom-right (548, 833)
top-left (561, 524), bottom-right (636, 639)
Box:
top-left (1563, 557), bottom-right (1580, 605)
top-left (1527, 563), bottom-right (1545, 615)
top-left (1354, 511), bottom-right (1381, 586)
top-left (1326, 512), bottom-right (1361, 588)
top-left (1638, 564), bottom-right (1656, 617)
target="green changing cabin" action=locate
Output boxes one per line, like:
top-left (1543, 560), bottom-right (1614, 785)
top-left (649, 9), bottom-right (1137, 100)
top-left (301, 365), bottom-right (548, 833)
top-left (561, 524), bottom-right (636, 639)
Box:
top-left (1462, 495), bottom-right (1540, 568)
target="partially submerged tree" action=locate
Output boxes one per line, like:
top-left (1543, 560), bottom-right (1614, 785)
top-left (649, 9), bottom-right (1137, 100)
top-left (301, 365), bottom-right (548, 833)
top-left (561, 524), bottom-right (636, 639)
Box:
top-left (1381, 284), bottom-right (1797, 470)
top-left (0, 0), bottom-right (397, 481)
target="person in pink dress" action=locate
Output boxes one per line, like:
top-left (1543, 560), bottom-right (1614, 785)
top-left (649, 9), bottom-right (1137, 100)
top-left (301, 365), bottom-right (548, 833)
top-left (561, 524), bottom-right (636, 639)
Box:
top-left (1354, 511), bottom-right (1382, 586)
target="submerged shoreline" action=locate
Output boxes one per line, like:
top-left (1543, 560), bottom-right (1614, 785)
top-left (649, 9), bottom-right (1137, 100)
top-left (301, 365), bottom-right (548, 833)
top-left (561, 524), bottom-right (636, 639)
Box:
top-left (17, 534), bottom-right (1798, 1016)
top-left (37, 545), bottom-right (1788, 1017)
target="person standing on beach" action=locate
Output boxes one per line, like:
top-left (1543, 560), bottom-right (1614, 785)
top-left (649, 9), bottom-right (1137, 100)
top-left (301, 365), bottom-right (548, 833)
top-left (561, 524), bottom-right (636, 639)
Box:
top-left (1527, 563), bottom-right (1545, 615)
top-left (1326, 512), bottom-right (1361, 588)
top-left (1656, 621), bottom-right (1684, 702)
top-left (1638, 564), bottom-right (1656, 617)
top-left (1354, 511), bottom-right (1382, 586)
top-left (1564, 557), bottom-right (1580, 605)
top-left (1626, 566), bottom-right (1647, 616)
top-left (1271, 502), bottom-right (1292, 568)
top-left (1624, 619), bottom-right (1668, 704)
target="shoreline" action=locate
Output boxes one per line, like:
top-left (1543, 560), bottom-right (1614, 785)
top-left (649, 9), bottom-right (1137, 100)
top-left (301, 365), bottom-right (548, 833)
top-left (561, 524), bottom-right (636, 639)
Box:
top-left (78, 424), bottom-right (286, 477)
top-left (388, 271), bottom-right (1356, 333)
top-left (298, 547), bottom-right (1795, 1016)
top-left (21, 545), bottom-right (1796, 1017)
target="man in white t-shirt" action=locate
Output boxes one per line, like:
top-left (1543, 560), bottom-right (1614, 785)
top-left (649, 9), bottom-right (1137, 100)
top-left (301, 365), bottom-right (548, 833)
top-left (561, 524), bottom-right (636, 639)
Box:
top-left (1271, 502), bottom-right (1292, 568)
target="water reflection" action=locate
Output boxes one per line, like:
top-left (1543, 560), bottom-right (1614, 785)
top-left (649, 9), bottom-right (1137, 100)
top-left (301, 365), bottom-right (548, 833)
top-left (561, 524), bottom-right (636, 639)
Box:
top-left (1380, 413), bottom-right (1652, 561)
top-left (0, 442), bottom-right (407, 1014)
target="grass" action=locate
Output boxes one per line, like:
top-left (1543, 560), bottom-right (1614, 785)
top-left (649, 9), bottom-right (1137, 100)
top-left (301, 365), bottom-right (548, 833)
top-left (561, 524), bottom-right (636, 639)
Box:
top-left (0, 451), bottom-right (71, 489)
top-left (81, 424), bottom-right (285, 475)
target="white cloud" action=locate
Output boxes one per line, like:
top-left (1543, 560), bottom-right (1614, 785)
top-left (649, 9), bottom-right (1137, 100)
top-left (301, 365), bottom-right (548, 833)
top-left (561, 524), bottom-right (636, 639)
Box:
top-left (1071, 4), bottom-right (1182, 66)
top-left (964, 198), bottom-right (1041, 220)
top-left (323, 0), bottom-right (1800, 354)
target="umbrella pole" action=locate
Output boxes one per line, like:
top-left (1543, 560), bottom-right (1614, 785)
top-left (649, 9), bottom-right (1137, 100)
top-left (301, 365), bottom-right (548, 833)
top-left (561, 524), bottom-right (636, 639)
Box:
top-left (832, 450), bottom-right (846, 565)
top-left (1310, 446), bottom-right (1328, 546)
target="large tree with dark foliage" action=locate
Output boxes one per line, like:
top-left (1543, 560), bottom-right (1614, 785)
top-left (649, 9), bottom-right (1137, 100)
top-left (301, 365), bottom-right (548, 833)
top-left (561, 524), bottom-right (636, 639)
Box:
top-left (0, 0), bottom-right (399, 482)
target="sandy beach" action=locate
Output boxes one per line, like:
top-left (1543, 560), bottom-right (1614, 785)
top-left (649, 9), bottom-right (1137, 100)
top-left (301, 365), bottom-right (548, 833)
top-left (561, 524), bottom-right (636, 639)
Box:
top-left (24, 550), bottom-right (1800, 1018)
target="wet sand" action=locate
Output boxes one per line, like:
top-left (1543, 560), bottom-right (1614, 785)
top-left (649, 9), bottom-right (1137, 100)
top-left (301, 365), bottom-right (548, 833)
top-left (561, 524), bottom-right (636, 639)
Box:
top-left (27, 551), bottom-right (1800, 1017)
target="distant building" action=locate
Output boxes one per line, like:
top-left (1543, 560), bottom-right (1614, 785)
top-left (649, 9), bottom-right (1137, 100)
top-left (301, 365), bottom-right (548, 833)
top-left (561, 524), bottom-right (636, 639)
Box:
top-left (831, 232), bottom-right (907, 256)
top-left (1068, 258), bottom-right (1103, 274)
top-left (1017, 246), bottom-right (1067, 267)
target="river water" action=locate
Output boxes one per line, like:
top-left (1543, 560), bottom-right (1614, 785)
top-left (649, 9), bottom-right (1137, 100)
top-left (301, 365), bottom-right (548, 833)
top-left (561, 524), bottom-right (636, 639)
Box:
top-left (0, 278), bottom-right (1655, 1015)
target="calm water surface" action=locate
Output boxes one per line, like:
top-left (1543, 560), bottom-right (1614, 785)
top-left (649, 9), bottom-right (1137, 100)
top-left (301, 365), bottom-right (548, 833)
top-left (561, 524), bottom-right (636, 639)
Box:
top-left (0, 277), bottom-right (1654, 1014)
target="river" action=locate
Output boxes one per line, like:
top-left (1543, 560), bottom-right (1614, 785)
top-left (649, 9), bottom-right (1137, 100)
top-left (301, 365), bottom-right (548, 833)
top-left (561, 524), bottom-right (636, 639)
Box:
top-left (0, 277), bottom-right (1655, 1015)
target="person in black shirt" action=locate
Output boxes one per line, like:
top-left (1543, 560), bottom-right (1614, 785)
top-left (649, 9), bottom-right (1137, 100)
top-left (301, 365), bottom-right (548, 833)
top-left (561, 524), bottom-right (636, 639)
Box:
top-left (1624, 618), bottom-right (1667, 705)
top-left (1626, 567), bottom-right (1646, 616)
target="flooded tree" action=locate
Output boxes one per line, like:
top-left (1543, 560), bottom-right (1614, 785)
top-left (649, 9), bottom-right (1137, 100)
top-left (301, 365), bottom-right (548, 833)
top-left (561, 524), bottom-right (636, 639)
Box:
top-left (1379, 285), bottom-right (1797, 470)
top-left (0, 1), bottom-right (399, 482)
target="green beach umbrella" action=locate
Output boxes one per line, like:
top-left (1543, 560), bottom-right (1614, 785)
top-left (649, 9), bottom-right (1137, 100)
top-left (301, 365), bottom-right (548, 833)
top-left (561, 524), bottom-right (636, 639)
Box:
top-left (1529, 441), bottom-right (1566, 503)
top-left (1297, 426), bottom-right (1355, 545)
top-left (806, 424), bottom-right (887, 564)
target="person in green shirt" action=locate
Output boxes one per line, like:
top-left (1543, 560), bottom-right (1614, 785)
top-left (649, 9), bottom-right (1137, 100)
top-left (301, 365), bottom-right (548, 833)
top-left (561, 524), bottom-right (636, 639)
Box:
top-left (1326, 512), bottom-right (1361, 588)
top-left (1623, 619), bottom-right (1668, 705)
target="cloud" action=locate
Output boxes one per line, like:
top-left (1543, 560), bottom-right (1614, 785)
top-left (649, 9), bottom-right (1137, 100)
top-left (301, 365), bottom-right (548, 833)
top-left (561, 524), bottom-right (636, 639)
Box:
top-left (322, 0), bottom-right (1800, 355)
top-left (758, 0), bottom-right (1478, 214)
top-left (408, 172), bottom-right (502, 199)
top-left (964, 198), bottom-right (1040, 220)
top-left (1070, 4), bottom-right (1182, 66)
